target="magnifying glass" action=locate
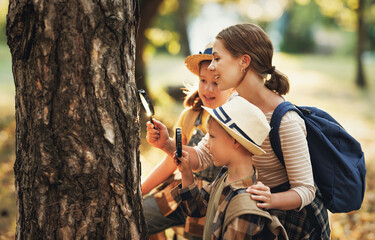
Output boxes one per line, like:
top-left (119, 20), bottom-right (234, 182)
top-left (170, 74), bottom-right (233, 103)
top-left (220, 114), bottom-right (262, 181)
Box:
top-left (138, 89), bottom-right (155, 126)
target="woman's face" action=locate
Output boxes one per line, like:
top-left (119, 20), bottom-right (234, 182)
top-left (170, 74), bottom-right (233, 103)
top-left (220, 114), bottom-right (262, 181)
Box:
top-left (208, 40), bottom-right (243, 91)
top-left (198, 61), bottom-right (233, 109)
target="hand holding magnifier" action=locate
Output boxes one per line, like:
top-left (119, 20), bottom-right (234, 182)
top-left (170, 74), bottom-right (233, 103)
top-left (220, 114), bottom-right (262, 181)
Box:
top-left (138, 89), bottom-right (155, 127)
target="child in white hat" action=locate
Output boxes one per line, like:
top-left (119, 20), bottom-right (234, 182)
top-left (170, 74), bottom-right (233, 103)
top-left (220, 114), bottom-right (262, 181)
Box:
top-left (171, 95), bottom-right (288, 240)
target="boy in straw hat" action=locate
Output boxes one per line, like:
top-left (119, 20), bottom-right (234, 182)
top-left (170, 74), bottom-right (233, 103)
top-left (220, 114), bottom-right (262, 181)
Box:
top-left (171, 95), bottom-right (288, 240)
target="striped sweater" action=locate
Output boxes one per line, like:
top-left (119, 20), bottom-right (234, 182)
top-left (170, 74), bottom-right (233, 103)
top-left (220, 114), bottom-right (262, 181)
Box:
top-left (194, 111), bottom-right (315, 210)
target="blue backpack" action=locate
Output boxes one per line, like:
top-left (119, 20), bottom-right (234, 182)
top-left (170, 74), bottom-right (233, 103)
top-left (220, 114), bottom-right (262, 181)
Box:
top-left (269, 101), bottom-right (366, 213)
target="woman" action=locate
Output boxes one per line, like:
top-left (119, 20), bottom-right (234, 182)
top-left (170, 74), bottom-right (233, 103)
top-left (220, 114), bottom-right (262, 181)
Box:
top-left (147, 24), bottom-right (330, 239)
top-left (142, 42), bottom-right (234, 239)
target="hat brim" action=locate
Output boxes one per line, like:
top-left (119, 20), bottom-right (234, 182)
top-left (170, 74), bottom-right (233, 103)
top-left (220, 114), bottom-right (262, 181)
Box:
top-left (185, 54), bottom-right (213, 76)
top-left (203, 106), bottom-right (266, 156)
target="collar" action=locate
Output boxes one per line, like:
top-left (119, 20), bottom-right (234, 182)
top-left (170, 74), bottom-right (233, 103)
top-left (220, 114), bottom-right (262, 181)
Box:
top-left (223, 166), bottom-right (257, 189)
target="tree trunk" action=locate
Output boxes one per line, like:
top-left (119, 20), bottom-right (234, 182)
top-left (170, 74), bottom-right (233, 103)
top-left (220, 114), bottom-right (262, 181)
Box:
top-left (356, 0), bottom-right (366, 88)
top-left (7, 0), bottom-right (147, 239)
top-left (177, 0), bottom-right (191, 57)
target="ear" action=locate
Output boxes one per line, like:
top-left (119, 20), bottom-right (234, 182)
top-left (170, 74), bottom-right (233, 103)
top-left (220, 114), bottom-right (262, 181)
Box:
top-left (233, 139), bottom-right (241, 149)
top-left (240, 54), bottom-right (251, 69)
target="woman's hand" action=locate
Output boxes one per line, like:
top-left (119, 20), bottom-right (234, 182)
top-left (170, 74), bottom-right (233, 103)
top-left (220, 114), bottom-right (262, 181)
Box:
top-left (247, 181), bottom-right (272, 209)
top-left (146, 119), bottom-right (171, 150)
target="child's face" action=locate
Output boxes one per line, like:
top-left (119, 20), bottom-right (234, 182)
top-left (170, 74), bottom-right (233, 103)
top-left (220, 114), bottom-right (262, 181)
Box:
top-left (198, 61), bottom-right (233, 109)
top-left (208, 39), bottom-right (243, 91)
top-left (205, 119), bottom-right (234, 167)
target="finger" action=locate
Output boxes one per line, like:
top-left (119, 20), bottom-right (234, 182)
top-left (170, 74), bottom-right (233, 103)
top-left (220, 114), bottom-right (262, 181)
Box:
top-left (146, 121), bottom-right (154, 128)
top-left (251, 183), bottom-right (270, 192)
top-left (146, 133), bottom-right (160, 140)
top-left (151, 119), bottom-right (166, 130)
top-left (146, 136), bottom-right (160, 143)
top-left (251, 193), bottom-right (270, 201)
top-left (172, 153), bottom-right (179, 163)
top-left (181, 150), bottom-right (189, 157)
top-left (256, 202), bottom-right (270, 210)
top-left (249, 189), bottom-right (271, 199)
top-left (146, 126), bottom-right (159, 134)
top-left (146, 129), bottom-right (159, 135)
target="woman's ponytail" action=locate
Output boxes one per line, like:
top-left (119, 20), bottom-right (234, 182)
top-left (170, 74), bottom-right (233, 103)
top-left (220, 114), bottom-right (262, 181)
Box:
top-left (264, 69), bottom-right (290, 95)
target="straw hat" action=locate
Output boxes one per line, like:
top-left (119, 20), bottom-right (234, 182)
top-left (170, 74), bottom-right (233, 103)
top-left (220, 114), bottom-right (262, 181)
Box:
top-left (202, 96), bottom-right (270, 155)
top-left (185, 42), bottom-right (213, 76)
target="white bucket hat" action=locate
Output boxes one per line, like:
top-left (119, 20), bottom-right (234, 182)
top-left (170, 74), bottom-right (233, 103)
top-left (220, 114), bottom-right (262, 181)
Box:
top-left (202, 96), bottom-right (270, 156)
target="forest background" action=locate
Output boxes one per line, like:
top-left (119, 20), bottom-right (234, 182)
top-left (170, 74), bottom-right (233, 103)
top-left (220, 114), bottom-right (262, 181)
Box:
top-left (0, 0), bottom-right (374, 239)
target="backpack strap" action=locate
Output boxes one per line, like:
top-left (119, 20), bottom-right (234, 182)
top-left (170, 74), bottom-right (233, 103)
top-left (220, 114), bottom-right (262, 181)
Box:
top-left (194, 110), bottom-right (203, 127)
top-left (182, 109), bottom-right (203, 140)
top-left (269, 101), bottom-right (304, 166)
top-left (223, 190), bottom-right (288, 239)
top-left (223, 191), bottom-right (271, 228)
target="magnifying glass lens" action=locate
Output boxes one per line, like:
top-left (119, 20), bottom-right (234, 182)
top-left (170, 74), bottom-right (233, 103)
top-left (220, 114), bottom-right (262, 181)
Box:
top-left (139, 94), bottom-right (152, 116)
top-left (138, 89), bottom-right (155, 126)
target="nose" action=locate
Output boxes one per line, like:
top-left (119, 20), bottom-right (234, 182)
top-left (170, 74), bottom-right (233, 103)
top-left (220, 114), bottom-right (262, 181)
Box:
top-left (208, 60), bottom-right (215, 71)
top-left (205, 141), bottom-right (210, 150)
top-left (206, 83), bottom-right (214, 92)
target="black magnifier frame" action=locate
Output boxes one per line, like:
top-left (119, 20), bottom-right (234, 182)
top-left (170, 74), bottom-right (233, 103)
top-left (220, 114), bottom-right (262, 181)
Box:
top-left (175, 127), bottom-right (182, 163)
top-left (138, 89), bottom-right (155, 126)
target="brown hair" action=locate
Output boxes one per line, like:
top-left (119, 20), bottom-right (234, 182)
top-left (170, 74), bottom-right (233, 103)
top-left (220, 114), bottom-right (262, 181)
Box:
top-left (216, 23), bottom-right (289, 95)
top-left (206, 115), bottom-right (231, 138)
top-left (183, 60), bottom-right (211, 111)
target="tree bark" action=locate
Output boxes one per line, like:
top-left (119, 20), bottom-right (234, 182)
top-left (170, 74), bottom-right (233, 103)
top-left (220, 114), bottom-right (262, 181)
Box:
top-left (356, 0), bottom-right (366, 88)
top-left (7, 0), bottom-right (147, 239)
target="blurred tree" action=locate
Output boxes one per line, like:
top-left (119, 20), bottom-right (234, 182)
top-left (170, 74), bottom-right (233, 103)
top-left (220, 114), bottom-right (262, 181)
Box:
top-left (314, 0), bottom-right (371, 87)
top-left (0, 0), bottom-right (8, 44)
top-left (279, 2), bottom-right (319, 53)
top-left (136, 0), bottom-right (164, 93)
top-left (369, 0), bottom-right (375, 51)
top-left (177, 0), bottom-right (191, 56)
top-left (136, 0), bottom-right (192, 94)
top-left (356, 0), bottom-right (366, 87)
top-left (7, 0), bottom-right (146, 239)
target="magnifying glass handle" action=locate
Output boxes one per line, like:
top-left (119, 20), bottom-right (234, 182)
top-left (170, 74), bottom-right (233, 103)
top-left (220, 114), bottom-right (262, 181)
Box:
top-left (150, 117), bottom-right (156, 129)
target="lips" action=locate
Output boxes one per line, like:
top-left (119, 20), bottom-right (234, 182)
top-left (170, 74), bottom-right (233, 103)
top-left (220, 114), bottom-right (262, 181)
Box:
top-left (204, 95), bottom-right (215, 101)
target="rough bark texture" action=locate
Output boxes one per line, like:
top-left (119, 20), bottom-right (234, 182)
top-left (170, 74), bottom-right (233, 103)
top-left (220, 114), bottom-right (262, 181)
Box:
top-left (7, 0), bottom-right (147, 239)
